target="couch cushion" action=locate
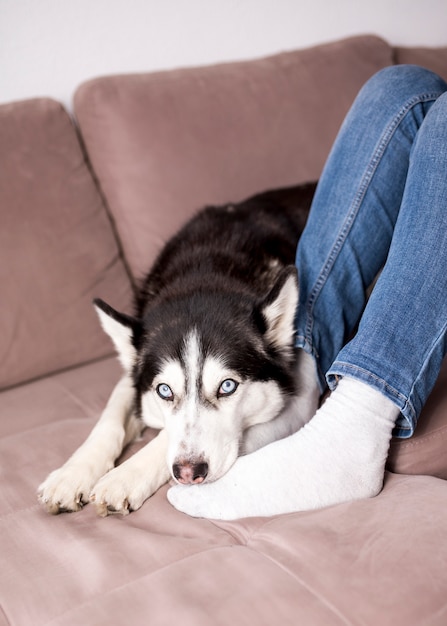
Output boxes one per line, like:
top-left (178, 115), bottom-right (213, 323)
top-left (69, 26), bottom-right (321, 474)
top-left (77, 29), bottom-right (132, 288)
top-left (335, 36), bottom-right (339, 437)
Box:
top-left (387, 358), bottom-right (447, 479)
top-left (1, 357), bottom-right (447, 625)
top-left (0, 98), bottom-right (133, 389)
top-left (74, 35), bottom-right (393, 278)
top-left (394, 45), bottom-right (447, 80)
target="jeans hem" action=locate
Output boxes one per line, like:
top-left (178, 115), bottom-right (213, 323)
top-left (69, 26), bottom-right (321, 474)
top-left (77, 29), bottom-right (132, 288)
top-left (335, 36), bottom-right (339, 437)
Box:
top-left (326, 361), bottom-right (415, 439)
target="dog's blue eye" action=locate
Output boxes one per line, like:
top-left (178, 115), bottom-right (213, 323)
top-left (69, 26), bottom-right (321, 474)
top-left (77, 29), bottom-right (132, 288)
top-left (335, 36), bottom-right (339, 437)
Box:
top-left (218, 379), bottom-right (238, 397)
top-left (157, 383), bottom-right (174, 400)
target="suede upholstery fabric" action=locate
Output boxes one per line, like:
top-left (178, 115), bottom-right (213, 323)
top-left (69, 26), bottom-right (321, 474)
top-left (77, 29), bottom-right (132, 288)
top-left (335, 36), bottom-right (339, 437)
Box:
top-left (2, 36), bottom-right (447, 626)
top-left (394, 45), bottom-right (447, 79)
top-left (387, 359), bottom-right (447, 479)
top-left (0, 99), bottom-right (132, 389)
top-left (2, 359), bottom-right (447, 626)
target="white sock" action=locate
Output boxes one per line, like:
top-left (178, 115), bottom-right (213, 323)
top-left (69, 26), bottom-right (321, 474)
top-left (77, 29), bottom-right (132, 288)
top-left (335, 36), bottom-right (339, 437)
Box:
top-left (168, 376), bottom-right (400, 519)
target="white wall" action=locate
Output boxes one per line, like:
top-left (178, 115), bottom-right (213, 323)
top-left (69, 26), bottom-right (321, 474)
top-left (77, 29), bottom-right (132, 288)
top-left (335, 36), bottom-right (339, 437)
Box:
top-left (1, 0), bottom-right (447, 110)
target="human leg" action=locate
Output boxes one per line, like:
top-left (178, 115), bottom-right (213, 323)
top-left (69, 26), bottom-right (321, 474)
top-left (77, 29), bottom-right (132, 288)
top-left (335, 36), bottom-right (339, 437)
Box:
top-left (295, 65), bottom-right (447, 399)
top-left (328, 87), bottom-right (447, 437)
top-left (168, 67), bottom-right (447, 519)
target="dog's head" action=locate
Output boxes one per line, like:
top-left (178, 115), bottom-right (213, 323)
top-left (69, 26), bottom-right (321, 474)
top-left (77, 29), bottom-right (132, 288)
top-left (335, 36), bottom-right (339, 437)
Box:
top-left (94, 266), bottom-right (298, 484)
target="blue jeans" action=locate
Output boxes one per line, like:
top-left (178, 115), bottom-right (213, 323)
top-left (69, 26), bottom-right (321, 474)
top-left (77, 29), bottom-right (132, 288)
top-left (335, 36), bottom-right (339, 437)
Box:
top-left (295, 65), bottom-right (447, 438)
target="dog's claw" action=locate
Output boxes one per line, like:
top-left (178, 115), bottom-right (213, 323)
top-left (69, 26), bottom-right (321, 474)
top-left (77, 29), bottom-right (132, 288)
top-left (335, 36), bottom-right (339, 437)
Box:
top-left (37, 494), bottom-right (63, 515)
top-left (39, 495), bottom-right (85, 514)
top-left (90, 485), bottom-right (131, 516)
top-left (93, 497), bottom-right (130, 517)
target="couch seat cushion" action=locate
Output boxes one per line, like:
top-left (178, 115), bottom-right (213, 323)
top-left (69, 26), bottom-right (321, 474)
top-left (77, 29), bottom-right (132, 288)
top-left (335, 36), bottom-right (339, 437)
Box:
top-left (1, 357), bottom-right (447, 625)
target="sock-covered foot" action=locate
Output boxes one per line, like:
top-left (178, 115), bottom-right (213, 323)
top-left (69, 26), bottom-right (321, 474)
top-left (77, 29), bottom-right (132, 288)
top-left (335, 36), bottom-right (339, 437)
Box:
top-left (167, 377), bottom-right (399, 519)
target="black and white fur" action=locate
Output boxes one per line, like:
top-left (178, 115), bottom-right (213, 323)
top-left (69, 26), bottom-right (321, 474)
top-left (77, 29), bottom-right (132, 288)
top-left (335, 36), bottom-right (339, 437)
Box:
top-left (38, 183), bottom-right (317, 516)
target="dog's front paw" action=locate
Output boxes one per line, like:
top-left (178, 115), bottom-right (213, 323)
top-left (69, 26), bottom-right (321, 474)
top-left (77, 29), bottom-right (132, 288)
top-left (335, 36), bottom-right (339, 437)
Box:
top-left (89, 465), bottom-right (149, 517)
top-left (38, 463), bottom-right (103, 514)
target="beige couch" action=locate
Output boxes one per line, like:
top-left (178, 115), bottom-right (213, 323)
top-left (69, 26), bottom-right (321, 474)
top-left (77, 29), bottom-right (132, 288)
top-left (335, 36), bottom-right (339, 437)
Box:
top-left (1, 35), bottom-right (447, 625)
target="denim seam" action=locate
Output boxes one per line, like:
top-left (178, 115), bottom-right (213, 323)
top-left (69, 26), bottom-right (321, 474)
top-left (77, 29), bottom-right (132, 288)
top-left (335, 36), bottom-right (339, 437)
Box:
top-left (405, 317), bottom-right (447, 417)
top-left (303, 91), bottom-right (444, 354)
top-left (327, 361), bottom-right (415, 436)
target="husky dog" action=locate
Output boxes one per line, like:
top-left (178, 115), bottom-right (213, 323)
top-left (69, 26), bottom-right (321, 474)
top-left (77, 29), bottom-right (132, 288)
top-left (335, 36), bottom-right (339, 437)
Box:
top-left (38, 182), bottom-right (316, 516)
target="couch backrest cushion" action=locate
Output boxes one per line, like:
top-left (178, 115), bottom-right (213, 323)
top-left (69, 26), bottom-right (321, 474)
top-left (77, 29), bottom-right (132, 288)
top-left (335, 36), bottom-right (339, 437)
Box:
top-left (394, 45), bottom-right (447, 80)
top-left (74, 35), bottom-right (393, 279)
top-left (0, 98), bottom-right (133, 389)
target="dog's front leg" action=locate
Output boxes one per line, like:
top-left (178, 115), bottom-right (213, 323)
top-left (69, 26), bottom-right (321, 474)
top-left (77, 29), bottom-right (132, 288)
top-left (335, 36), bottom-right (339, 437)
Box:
top-left (38, 375), bottom-right (141, 514)
top-left (90, 429), bottom-right (170, 516)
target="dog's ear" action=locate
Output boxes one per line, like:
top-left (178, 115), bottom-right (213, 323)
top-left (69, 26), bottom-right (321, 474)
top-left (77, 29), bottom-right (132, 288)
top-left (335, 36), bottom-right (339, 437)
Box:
top-left (93, 298), bottom-right (141, 373)
top-left (259, 266), bottom-right (299, 356)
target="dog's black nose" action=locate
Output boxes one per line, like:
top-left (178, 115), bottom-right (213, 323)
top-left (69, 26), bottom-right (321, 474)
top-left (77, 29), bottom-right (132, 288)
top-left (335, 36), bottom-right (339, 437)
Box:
top-left (193, 462), bottom-right (209, 482)
top-left (173, 461), bottom-right (209, 484)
